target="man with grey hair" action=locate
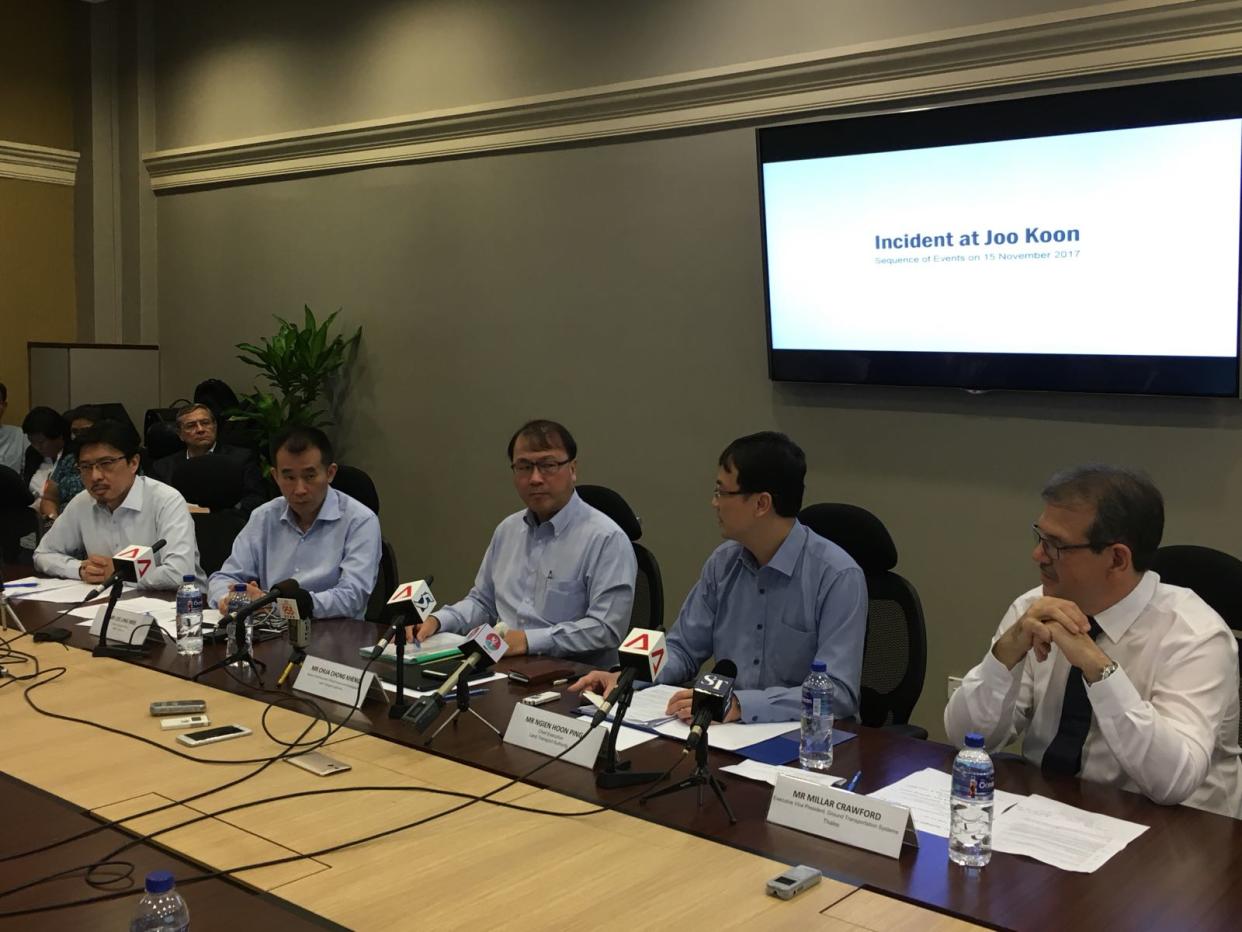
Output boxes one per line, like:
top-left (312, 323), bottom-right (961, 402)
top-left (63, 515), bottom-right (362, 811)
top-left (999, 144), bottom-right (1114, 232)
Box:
top-left (946, 465), bottom-right (1241, 818)
top-left (149, 403), bottom-right (265, 514)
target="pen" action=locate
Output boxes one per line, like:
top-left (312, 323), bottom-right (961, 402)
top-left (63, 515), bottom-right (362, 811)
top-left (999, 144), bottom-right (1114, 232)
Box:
top-left (844, 771), bottom-right (862, 793)
top-left (551, 674), bottom-right (581, 687)
top-left (3, 582), bottom-right (38, 588)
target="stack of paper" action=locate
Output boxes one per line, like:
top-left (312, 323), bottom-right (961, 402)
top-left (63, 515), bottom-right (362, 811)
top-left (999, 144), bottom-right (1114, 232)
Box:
top-left (721, 760), bottom-right (846, 787)
top-left (362, 631), bottom-right (466, 662)
top-left (576, 683), bottom-right (680, 727)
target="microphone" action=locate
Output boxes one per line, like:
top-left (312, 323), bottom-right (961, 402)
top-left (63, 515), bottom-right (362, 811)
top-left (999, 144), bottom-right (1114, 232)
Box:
top-left (375, 578), bottom-right (437, 652)
top-left (590, 628), bottom-right (667, 727)
top-left (404, 622), bottom-right (507, 731)
top-left (684, 659), bottom-right (737, 751)
top-left (226, 578), bottom-right (300, 625)
top-left (278, 588), bottom-right (316, 649)
top-left (85, 538), bottom-right (167, 599)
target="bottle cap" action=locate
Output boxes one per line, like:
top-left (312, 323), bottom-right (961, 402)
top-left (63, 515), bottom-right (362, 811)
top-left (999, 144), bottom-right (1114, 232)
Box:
top-left (145, 870), bottom-right (175, 894)
top-left (182, 574), bottom-right (195, 582)
top-left (810, 659), bottom-right (827, 673)
top-left (964, 732), bottom-right (986, 748)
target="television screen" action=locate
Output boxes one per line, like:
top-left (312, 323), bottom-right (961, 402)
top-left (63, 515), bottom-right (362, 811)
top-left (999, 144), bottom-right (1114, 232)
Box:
top-left (758, 74), bottom-right (1242, 396)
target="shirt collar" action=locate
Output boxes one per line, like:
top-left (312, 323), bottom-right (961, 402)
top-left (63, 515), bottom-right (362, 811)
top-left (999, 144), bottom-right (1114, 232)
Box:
top-left (96, 475), bottom-right (146, 515)
top-left (740, 520), bottom-right (806, 577)
top-left (1093, 570), bottom-right (1158, 642)
top-left (280, 487), bottom-right (343, 529)
top-left (523, 490), bottom-right (584, 536)
top-left (186, 442), bottom-right (217, 459)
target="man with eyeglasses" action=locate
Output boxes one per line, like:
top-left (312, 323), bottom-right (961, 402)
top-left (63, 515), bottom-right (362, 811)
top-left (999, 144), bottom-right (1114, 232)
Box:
top-left (33, 420), bottom-right (204, 588)
top-left (148, 403), bottom-right (266, 514)
top-left (946, 465), bottom-right (1241, 817)
top-left (409, 419), bottom-right (636, 666)
top-left (573, 431), bottom-right (867, 724)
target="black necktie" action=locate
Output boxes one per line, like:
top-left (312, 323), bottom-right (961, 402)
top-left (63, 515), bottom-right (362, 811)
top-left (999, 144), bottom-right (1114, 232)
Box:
top-left (1041, 616), bottom-right (1104, 777)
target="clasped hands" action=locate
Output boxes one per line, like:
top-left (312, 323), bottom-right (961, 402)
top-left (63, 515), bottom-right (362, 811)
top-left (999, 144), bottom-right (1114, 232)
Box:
top-left (992, 596), bottom-right (1113, 683)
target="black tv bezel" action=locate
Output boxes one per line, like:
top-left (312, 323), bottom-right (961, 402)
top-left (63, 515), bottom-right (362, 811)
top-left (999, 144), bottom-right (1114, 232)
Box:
top-left (757, 72), bottom-right (1242, 398)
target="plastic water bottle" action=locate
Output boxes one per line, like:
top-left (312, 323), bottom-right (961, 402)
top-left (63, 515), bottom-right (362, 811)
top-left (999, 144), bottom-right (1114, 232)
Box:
top-left (175, 575), bottom-right (204, 655)
top-left (226, 583), bottom-right (253, 661)
top-left (129, 870), bottom-right (189, 930)
top-left (949, 732), bottom-right (994, 867)
top-left (799, 659), bottom-right (834, 770)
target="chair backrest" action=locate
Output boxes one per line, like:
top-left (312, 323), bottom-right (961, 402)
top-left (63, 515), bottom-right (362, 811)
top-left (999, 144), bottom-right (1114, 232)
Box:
top-left (191, 510), bottom-right (248, 576)
top-left (798, 502), bottom-right (927, 726)
top-left (144, 408), bottom-right (185, 462)
top-left (331, 464), bottom-right (380, 515)
top-left (170, 455), bottom-right (246, 512)
top-left (365, 539), bottom-right (400, 622)
top-left (1151, 544), bottom-right (1242, 744)
top-left (576, 484), bottom-right (663, 630)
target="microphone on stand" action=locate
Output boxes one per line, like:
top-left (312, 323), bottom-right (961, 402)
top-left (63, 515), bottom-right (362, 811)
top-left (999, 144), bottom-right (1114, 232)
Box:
top-left (403, 623), bottom-right (507, 738)
top-left (276, 587), bottom-right (316, 686)
top-left (684, 659), bottom-right (738, 752)
top-left (589, 628), bottom-right (667, 728)
top-left (85, 538), bottom-right (167, 600)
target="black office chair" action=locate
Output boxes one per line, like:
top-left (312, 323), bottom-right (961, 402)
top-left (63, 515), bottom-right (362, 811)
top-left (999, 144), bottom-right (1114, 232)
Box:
top-left (170, 455), bottom-right (246, 512)
top-left (0, 465), bottom-right (37, 564)
top-left (144, 407), bottom-right (185, 462)
top-left (331, 464), bottom-right (394, 621)
top-left (798, 502), bottom-right (929, 739)
top-left (576, 484), bottom-right (664, 631)
top-left (1151, 544), bottom-right (1242, 743)
top-left (191, 509), bottom-right (248, 576)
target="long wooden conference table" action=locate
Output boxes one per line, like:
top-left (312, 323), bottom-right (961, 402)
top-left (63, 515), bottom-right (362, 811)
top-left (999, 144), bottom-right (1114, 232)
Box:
top-left (4, 590), bottom-right (1242, 930)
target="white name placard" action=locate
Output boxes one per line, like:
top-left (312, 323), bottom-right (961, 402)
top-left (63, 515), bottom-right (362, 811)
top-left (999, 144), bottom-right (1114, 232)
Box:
top-left (503, 704), bottom-right (607, 769)
top-left (766, 771), bottom-right (918, 859)
top-left (292, 655), bottom-right (387, 708)
top-left (91, 605), bottom-right (158, 646)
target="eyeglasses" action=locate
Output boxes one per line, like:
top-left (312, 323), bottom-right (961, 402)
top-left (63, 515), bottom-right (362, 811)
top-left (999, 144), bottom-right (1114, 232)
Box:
top-left (77, 455), bottom-right (128, 477)
top-left (511, 458), bottom-right (572, 477)
top-left (178, 418), bottom-right (214, 430)
top-left (712, 486), bottom-right (749, 500)
top-left (1031, 524), bottom-right (1105, 561)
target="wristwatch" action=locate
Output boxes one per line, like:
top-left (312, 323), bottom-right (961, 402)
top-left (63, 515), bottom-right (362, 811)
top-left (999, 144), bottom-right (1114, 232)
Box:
top-left (1093, 660), bottom-right (1120, 684)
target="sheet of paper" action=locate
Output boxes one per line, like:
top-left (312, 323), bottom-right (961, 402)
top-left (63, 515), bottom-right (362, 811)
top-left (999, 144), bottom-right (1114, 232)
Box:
top-left (992, 793), bottom-right (1148, 873)
top-left (2, 577), bottom-right (76, 596)
top-left (868, 767), bottom-right (1025, 837)
top-left (721, 759), bottom-right (847, 787)
top-left (367, 631), bottom-right (466, 660)
top-left (576, 683), bottom-right (680, 726)
top-left (7, 580), bottom-right (127, 603)
top-left (652, 718), bottom-right (799, 751)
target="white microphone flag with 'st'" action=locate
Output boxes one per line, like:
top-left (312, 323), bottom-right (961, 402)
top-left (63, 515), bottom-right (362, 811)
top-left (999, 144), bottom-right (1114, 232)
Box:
top-left (618, 628), bottom-right (667, 681)
top-left (387, 579), bottom-right (437, 620)
top-left (112, 544), bottom-right (155, 583)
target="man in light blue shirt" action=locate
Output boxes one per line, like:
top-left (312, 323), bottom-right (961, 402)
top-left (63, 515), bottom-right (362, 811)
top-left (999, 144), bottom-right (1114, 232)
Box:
top-left (34, 420), bottom-right (204, 588)
top-left (209, 426), bottom-right (380, 620)
top-left (0, 382), bottom-right (26, 474)
top-left (412, 419), bottom-right (636, 667)
top-left (574, 431), bottom-right (867, 724)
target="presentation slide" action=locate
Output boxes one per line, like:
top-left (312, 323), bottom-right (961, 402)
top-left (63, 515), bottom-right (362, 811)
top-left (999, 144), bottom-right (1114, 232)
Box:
top-left (764, 120), bottom-right (1242, 357)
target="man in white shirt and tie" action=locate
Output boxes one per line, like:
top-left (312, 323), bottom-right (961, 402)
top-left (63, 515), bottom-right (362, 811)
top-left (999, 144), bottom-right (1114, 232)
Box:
top-left (945, 465), bottom-right (1241, 818)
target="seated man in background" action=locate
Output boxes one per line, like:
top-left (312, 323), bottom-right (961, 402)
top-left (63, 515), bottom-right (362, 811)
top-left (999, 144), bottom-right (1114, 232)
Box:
top-left (945, 465), bottom-right (1241, 818)
top-left (0, 382), bottom-right (25, 474)
top-left (20, 406), bottom-right (67, 510)
top-left (411, 419), bottom-right (636, 667)
top-left (209, 426), bottom-right (380, 619)
top-left (573, 431), bottom-right (867, 724)
top-left (149, 403), bottom-right (266, 514)
top-left (34, 420), bottom-right (204, 588)
top-left (41, 405), bottom-right (100, 519)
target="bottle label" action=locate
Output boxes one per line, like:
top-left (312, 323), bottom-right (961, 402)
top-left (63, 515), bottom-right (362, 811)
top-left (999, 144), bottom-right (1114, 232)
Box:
top-left (952, 768), bottom-right (994, 799)
top-left (802, 692), bottom-right (830, 717)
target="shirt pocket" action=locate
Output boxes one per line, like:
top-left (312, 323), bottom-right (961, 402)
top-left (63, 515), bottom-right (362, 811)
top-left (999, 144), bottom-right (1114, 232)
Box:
top-left (541, 579), bottom-right (588, 624)
top-left (770, 614), bottom-right (819, 683)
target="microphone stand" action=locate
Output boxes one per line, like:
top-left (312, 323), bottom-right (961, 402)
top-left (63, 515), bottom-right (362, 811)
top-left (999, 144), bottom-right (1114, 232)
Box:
top-left (0, 578), bottom-right (26, 634)
top-left (276, 643), bottom-right (307, 687)
top-left (595, 680), bottom-right (663, 789)
top-left (640, 724), bottom-right (736, 824)
top-left (92, 577), bottom-right (148, 659)
top-left (425, 673), bottom-right (502, 746)
top-left (194, 611), bottom-right (266, 684)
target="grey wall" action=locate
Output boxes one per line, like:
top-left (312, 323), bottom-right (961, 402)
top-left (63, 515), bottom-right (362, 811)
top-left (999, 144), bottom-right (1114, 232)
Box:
top-left (150, 0), bottom-right (1242, 736)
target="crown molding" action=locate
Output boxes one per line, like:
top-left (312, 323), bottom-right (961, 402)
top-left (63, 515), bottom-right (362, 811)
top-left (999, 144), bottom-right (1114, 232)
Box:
top-left (144, 0), bottom-right (1242, 192)
top-left (0, 140), bottom-right (79, 186)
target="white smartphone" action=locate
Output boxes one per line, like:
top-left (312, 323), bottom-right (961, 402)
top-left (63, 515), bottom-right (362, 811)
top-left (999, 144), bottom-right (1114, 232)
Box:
top-left (285, 750), bottom-right (352, 776)
top-left (521, 691), bottom-right (560, 706)
top-left (176, 724), bottom-right (252, 747)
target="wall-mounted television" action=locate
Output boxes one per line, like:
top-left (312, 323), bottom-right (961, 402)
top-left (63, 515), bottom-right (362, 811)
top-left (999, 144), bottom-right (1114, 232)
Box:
top-left (757, 73), bottom-right (1242, 397)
